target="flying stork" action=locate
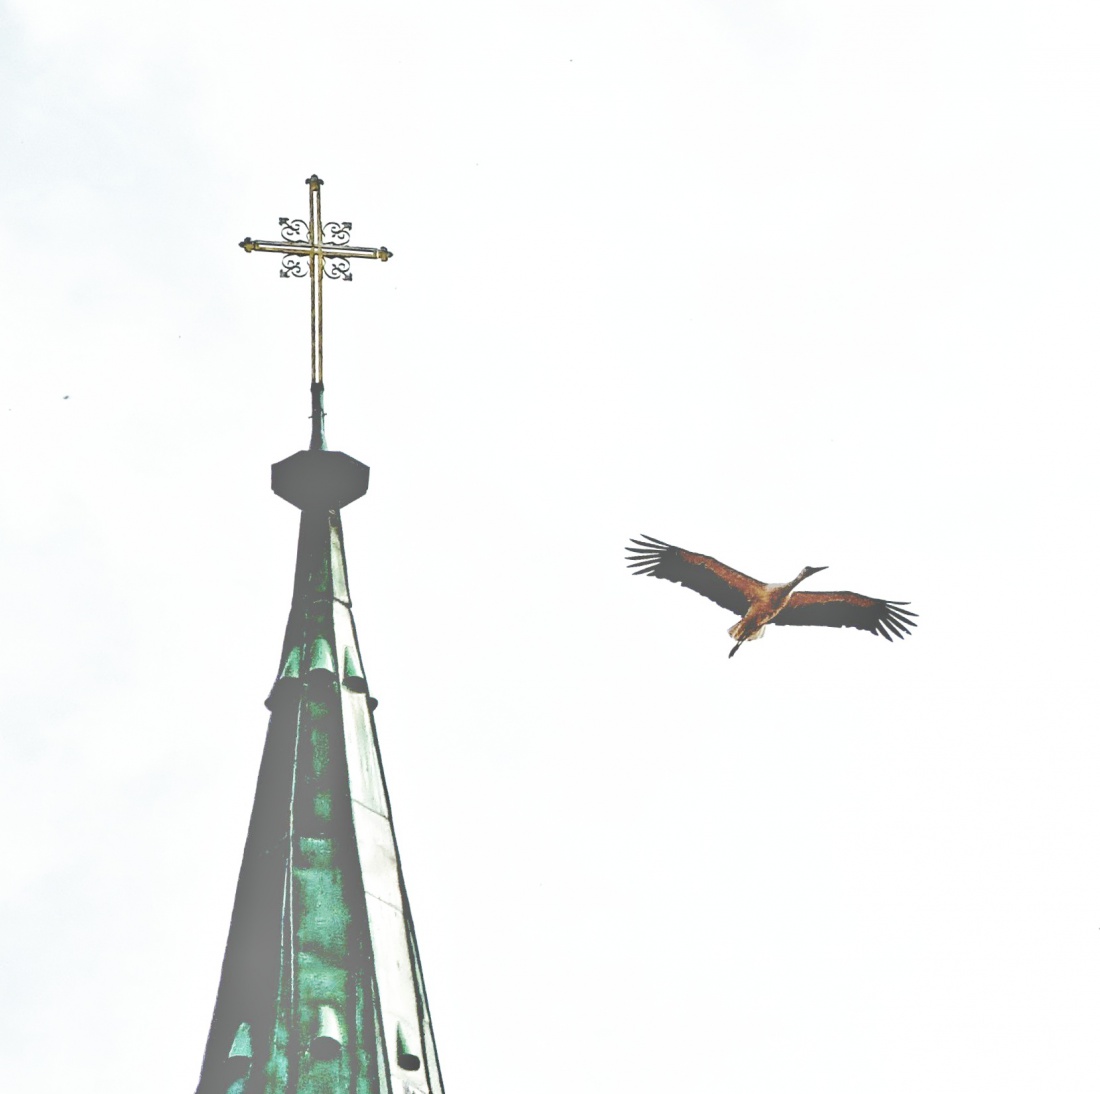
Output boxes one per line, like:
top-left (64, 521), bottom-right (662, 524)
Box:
top-left (626, 535), bottom-right (917, 658)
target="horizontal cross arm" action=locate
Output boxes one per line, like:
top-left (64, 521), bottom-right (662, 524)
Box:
top-left (239, 237), bottom-right (392, 261)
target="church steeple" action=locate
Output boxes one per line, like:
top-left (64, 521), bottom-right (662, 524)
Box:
top-left (196, 180), bottom-right (442, 1094)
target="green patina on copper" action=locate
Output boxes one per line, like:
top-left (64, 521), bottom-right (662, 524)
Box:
top-left (195, 380), bottom-right (444, 1094)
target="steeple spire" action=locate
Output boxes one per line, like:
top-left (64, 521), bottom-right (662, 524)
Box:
top-left (196, 180), bottom-right (442, 1094)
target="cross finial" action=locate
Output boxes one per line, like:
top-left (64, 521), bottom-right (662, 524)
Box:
top-left (239, 175), bottom-right (392, 446)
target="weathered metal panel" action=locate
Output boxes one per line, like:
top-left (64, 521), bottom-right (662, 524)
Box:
top-left (196, 442), bottom-right (444, 1094)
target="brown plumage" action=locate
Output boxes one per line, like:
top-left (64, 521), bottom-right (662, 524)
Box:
top-left (625, 535), bottom-right (917, 658)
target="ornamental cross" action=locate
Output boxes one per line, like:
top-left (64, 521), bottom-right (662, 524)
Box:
top-left (240, 174), bottom-right (392, 386)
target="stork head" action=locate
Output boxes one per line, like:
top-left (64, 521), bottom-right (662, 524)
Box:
top-left (796, 565), bottom-right (828, 584)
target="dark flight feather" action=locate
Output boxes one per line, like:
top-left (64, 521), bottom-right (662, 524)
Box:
top-left (625, 535), bottom-right (765, 617)
top-left (773, 591), bottom-right (917, 641)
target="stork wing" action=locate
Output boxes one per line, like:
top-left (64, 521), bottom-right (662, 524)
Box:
top-left (625, 535), bottom-right (765, 617)
top-left (773, 590), bottom-right (918, 641)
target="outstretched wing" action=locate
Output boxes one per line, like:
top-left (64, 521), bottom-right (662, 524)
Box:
top-left (773, 590), bottom-right (918, 641)
top-left (625, 535), bottom-right (766, 617)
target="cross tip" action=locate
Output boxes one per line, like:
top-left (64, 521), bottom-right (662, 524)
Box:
top-left (306, 174), bottom-right (324, 190)
top-left (378, 247), bottom-right (393, 261)
top-left (239, 237), bottom-right (254, 252)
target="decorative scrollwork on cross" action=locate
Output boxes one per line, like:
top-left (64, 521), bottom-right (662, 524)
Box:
top-left (239, 175), bottom-right (393, 385)
top-left (324, 257), bottom-right (353, 281)
top-left (279, 217), bottom-right (310, 244)
top-left (323, 221), bottom-right (353, 246)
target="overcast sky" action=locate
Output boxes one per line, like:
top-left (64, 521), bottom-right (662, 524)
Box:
top-left (2, 2), bottom-right (1099, 1091)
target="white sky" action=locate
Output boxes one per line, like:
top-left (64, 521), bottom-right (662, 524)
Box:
top-left (1, 1), bottom-right (1098, 1091)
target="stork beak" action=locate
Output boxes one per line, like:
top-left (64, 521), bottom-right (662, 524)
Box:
top-left (807, 565), bottom-right (828, 575)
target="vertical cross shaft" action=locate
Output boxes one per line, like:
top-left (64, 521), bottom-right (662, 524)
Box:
top-left (308, 176), bottom-right (324, 386)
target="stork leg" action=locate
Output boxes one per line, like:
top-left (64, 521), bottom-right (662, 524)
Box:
top-left (728, 640), bottom-right (745, 659)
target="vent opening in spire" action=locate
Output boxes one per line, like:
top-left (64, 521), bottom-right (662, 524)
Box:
top-left (342, 646), bottom-right (367, 692)
top-left (397, 1023), bottom-right (422, 1071)
top-left (223, 1021), bottom-right (253, 1082)
top-left (307, 636), bottom-right (338, 679)
top-left (310, 1005), bottom-right (344, 1061)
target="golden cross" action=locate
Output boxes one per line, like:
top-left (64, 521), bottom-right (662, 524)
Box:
top-left (240, 174), bottom-right (392, 386)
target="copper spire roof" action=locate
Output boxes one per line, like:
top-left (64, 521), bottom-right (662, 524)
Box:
top-left (195, 382), bottom-right (443, 1094)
